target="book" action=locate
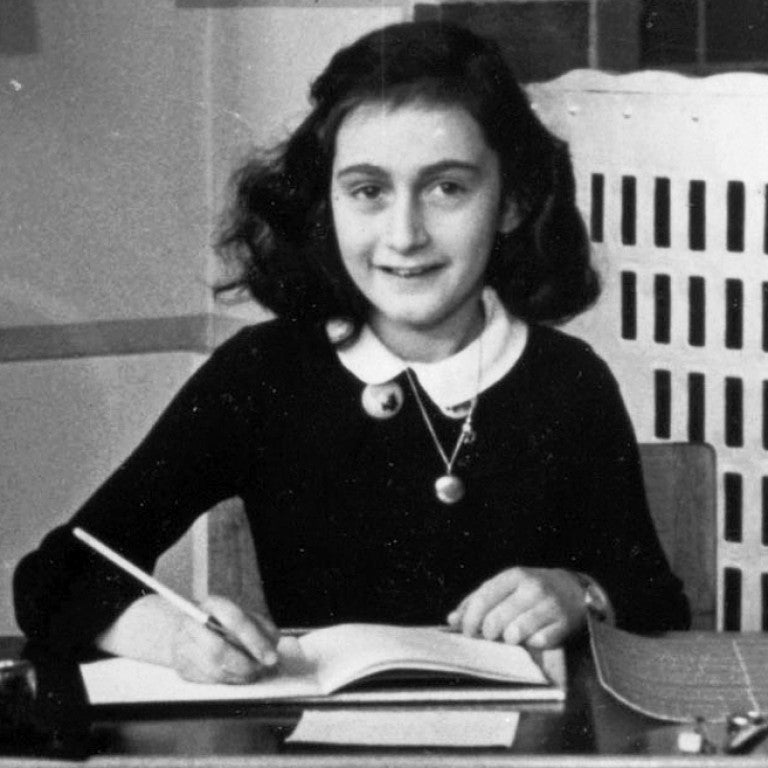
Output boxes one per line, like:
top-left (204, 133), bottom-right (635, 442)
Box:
top-left (81, 623), bottom-right (565, 705)
top-left (588, 614), bottom-right (768, 723)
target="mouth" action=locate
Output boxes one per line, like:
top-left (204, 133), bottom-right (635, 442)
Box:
top-left (377, 264), bottom-right (442, 278)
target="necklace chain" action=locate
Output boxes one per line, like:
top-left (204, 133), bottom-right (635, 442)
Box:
top-left (404, 368), bottom-right (476, 473)
top-left (403, 328), bottom-right (484, 478)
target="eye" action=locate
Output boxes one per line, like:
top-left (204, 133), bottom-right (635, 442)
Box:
top-left (437, 181), bottom-right (464, 196)
top-left (426, 179), bottom-right (469, 204)
top-left (352, 184), bottom-right (383, 201)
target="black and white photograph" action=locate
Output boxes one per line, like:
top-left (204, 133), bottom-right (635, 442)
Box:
top-left (1, 0), bottom-right (767, 763)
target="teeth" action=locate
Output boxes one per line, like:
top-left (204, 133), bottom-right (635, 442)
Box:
top-left (383, 266), bottom-right (435, 277)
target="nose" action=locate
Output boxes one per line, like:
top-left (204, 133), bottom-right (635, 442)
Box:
top-left (385, 192), bottom-right (429, 254)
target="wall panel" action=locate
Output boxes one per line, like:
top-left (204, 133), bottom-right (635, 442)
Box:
top-left (531, 70), bottom-right (768, 630)
top-left (0, 352), bottom-right (205, 633)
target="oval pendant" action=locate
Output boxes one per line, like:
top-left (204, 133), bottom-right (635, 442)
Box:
top-left (325, 317), bottom-right (354, 345)
top-left (434, 474), bottom-right (465, 504)
top-left (361, 381), bottom-right (404, 419)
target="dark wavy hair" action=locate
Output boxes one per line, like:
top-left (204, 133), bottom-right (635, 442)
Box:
top-left (214, 20), bottom-right (599, 328)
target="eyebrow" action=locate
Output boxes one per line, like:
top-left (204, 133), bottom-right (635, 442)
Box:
top-left (335, 160), bottom-right (482, 181)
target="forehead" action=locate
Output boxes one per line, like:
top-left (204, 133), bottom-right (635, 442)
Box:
top-left (332, 101), bottom-right (496, 172)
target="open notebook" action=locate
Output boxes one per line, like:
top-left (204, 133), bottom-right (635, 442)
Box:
top-left (81, 623), bottom-right (565, 705)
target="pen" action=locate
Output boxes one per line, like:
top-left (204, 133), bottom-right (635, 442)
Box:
top-left (72, 527), bottom-right (265, 663)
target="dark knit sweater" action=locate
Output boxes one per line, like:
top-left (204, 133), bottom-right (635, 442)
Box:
top-left (13, 319), bottom-right (690, 657)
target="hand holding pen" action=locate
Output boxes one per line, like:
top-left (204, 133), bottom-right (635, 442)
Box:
top-left (73, 527), bottom-right (279, 684)
top-left (171, 594), bottom-right (279, 684)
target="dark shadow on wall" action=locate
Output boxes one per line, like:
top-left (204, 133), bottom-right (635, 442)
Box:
top-left (0, 0), bottom-right (39, 55)
top-left (414, 2), bottom-right (591, 83)
top-left (414, 1), bottom-right (644, 82)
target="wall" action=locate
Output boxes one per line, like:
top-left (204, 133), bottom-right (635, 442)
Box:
top-left (1, 1), bottom-right (211, 326)
top-left (414, 0), bottom-right (642, 81)
top-left (1, 0), bottom-right (212, 634)
top-left (0, 0), bottom-right (404, 634)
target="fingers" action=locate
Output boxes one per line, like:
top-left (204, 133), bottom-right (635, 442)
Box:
top-left (446, 598), bottom-right (468, 631)
top-left (173, 617), bottom-right (250, 684)
top-left (499, 601), bottom-right (573, 648)
top-left (448, 568), bottom-right (527, 639)
top-left (202, 595), bottom-right (279, 666)
top-left (484, 589), bottom-right (556, 642)
top-left (447, 568), bottom-right (587, 648)
top-left (524, 619), bottom-right (571, 649)
top-left (171, 596), bottom-right (279, 684)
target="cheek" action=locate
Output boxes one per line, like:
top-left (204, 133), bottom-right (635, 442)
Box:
top-left (439, 205), bottom-right (498, 257)
top-left (475, 198), bottom-right (506, 249)
top-left (330, 200), bottom-right (353, 257)
top-left (332, 208), bottom-right (376, 264)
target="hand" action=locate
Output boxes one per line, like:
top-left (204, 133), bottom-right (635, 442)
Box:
top-left (447, 567), bottom-right (586, 649)
top-left (171, 595), bottom-right (279, 684)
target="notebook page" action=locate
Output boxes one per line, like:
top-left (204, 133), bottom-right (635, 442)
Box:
top-left (81, 636), bottom-right (320, 704)
top-left (301, 624), bottom-right (549, 694)
top-left (286, 708), bottom-right (520, 747)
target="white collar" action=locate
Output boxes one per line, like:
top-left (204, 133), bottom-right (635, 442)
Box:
top-left (335, 288), bottom-right (529, 416)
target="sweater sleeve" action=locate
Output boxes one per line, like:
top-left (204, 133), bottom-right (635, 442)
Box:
top-left (565, 354), bottom-right (691, 633)
top-left (13, 330), bottom-right (259, 658)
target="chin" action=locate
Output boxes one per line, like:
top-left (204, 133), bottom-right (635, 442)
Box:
top-left (383, 305), bottom-right (444, 327)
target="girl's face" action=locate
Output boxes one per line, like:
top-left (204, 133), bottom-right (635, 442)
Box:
top-left (330, 101), bottom-right (518, 360)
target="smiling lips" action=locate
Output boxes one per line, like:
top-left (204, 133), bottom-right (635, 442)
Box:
top-left (378, 264), bottom-right (443, 278)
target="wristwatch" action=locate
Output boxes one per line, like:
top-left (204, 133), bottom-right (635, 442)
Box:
top-left (574, 572), bottom-right (612, 622)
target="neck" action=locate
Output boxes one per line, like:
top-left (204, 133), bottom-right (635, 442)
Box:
top-left (371, 297), bottom-right (485, 363)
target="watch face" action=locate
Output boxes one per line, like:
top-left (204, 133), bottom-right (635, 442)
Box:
top-left (578, 574), bottom-right (610, 621)
top-left (584, 586), bottom-right (602, 609)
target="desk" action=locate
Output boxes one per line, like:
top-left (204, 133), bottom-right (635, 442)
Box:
top-left (1, 636), bottom-right (766, 767)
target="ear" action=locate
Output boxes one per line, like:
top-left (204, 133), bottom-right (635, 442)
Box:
top-left (498, 196), bottom-right (521, 235)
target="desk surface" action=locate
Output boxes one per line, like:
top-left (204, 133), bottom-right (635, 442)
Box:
top-left (1, 636), bottom-right (767, 767)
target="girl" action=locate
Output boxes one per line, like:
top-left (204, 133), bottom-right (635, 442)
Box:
top-left (14, 21), bottom-right (689, 684)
